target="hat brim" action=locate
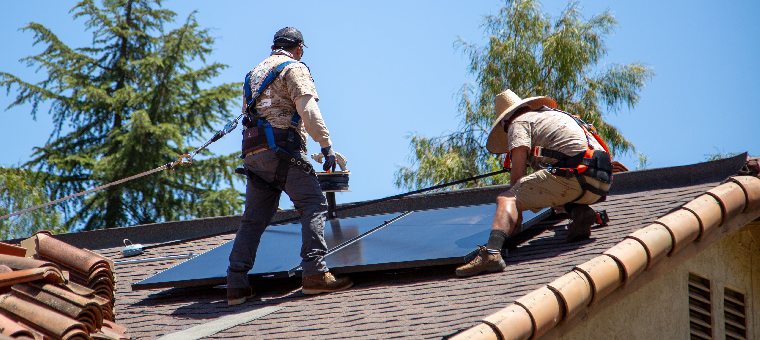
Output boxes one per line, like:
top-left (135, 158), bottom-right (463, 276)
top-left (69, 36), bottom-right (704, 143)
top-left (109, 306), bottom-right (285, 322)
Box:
top-left (485, 96), bottom-right (557, 154)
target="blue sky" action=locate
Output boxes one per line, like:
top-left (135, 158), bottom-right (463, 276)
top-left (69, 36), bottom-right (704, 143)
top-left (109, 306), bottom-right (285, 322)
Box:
top-left (1, 0), bottom-right (758, 211)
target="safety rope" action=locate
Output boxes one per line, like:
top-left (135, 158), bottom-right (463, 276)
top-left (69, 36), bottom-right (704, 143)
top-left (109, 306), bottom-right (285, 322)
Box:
top-left (0, 115), bottom-right (243, 222)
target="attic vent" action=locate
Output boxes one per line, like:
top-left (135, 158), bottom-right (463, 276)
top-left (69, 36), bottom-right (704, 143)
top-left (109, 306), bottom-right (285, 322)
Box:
top-left (724, 286), bottom-right (746, 340)
top-left (688, 272), bottom-right (712, 340)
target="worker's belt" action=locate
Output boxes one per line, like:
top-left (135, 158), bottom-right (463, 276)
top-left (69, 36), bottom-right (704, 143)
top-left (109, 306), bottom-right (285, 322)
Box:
top-left (242, 126), bottom-right (296, 156)
top-left (240, 115), bottom-right (314, 191)
top-left (243, 147), bottom-right (270, 158)
top-left (541, 148), bottom-right (613, 203)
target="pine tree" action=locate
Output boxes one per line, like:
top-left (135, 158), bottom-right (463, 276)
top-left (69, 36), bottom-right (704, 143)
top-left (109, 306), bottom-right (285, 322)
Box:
top-left (395, 0), bottom-right (654, 191)
top-left (1, 0), bottom-right (242, 230)
top-left (0, 167), bottom-right (65, 239)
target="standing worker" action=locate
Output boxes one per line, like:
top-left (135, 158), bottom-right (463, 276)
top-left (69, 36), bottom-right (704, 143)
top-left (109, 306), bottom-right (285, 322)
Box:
top-left (227, 27), bottom-right (352, 305)
top-left (456, 89), bottom-right (613, 277)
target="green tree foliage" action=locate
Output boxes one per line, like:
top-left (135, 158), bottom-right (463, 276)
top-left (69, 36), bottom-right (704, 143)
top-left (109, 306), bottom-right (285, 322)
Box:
top-left (0, 168), bottom-right (65, 239)
top-left (704, 148), bottom-right (750, 162)
top-left (1, 0), bottom-right (242, 230)
top-left (395, 0), bottom-right (654, 191)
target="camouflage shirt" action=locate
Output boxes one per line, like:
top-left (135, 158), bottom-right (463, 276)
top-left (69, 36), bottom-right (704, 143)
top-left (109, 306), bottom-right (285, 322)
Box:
top-left (243, 53), bottom-right (324, 149)
top-left (507, 108), bottom-right (604, 170)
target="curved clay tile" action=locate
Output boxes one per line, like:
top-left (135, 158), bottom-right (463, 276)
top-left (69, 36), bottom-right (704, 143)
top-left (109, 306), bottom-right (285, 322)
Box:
top-left (0, 255), bottom-right (56, 271)
top-left (0, 268), bottom-right (64, 289)
top-left (514, 286), bottom-right (563, 339)
top-left (0, 243), bottom-right (27, 257)
top-left (0, 295), bottom-right (89, 340)
top-left (573, 255), bottom-right (623, 306)
top-left (706, 182), bottom-right (746, 223)
top-left (681, 194), bottom-right (723, 239)
top-left (11, 283), bottom-right (104, 332)
top-left (34, 233), bottom-right (113, 277)
top-left (626, 224), bottom-right (673, 269)
top-left (728, 176), bottom-right (760, 212)
top-left (603, 238), bottom-right (648, 285)
top-left (99, 320), bottom-right (129, 340)
top-left (482, 304), bottom-right (533, 340)
top-left (546, 270), bottom-right (592, 323)
top-left (0, 310), bottom-right (35, 340)
top-left (653, 209), bottom-right (701, 256)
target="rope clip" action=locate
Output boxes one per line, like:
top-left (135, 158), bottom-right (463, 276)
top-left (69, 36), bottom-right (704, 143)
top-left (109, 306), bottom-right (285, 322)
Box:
top-left (169, 154), bottom-right (193, 174)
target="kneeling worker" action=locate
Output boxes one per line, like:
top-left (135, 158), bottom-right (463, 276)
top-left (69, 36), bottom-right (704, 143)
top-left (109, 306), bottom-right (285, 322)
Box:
top-left (456, 89), bottom-right (613, 277)
top-left (227, 27), bottom-right (352, 305)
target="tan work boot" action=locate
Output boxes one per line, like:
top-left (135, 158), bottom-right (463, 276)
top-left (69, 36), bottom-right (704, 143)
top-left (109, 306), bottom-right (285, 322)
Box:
top-left (227, 285), bottom-right (255, 306)
top-left (567, 204), bottom-right (596, 242)
top-left (302, 271), bottom-right (353, 295)
top-left (455, 246), bottom-right (506, 277)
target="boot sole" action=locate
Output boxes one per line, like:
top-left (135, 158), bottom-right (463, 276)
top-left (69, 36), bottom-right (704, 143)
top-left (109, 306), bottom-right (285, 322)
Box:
top-left (567, 208), bottom-right (596, 242)
top-left (455, 262), bottom-right (507, 277)
top-left (227, 296), bottom-right (249, 306)
top-left (302, 281), bottom-right (354, 295)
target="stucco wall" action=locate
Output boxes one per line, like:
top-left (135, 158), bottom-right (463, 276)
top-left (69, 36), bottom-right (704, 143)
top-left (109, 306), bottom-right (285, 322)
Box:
top-left (558, 227), bottom-right (760, 340)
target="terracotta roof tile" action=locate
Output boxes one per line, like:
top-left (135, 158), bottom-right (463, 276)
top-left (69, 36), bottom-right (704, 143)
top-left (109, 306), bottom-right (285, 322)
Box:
top-left (0, 243), bottom-right (27, 258)
top-left (0, 294), bottom-right (90, 340)
top-left (11, 282), bottom-right (105, 332)
top-left (0, 311), bottom-right (36, 339)
top-left (0, 234), bottom-right (131, 340)
top-left (0, 267), bottom-right (65, 291)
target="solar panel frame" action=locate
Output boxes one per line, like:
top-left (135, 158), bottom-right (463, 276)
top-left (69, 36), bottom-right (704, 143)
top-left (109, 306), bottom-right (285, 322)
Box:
top-left (132, 205), bottom-right (551, 290)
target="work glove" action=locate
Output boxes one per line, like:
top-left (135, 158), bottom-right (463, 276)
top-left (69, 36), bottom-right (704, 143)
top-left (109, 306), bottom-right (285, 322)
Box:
top-left (321, 145), bottom-right (336, 172)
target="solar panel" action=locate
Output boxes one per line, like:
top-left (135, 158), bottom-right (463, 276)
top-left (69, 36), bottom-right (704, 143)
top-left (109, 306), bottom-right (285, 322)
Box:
top-left (132, 205), bottom-right (549, 290)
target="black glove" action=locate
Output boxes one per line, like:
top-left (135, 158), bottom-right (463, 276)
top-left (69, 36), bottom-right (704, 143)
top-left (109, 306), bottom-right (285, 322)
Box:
top-left (321, 146), bottom-right (336, 172)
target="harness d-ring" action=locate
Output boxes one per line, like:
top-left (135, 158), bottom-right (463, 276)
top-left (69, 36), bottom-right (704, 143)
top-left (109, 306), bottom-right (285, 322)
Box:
top-left (171, 154), bottom-right (193, 169)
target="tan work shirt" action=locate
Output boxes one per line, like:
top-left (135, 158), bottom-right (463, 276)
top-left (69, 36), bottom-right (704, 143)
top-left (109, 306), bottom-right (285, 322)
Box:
top-left (507, 109), bottom-right (604, 170)
top-left (243, 54), bottom-right (331, 150)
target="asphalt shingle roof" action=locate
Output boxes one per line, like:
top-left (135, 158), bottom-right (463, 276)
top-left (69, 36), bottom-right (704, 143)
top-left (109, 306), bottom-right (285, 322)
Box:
top-left (92, 155), bottom-right (746, 339)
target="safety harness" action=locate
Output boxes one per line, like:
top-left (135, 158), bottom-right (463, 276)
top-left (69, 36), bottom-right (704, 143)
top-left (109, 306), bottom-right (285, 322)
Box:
top-left (505, 107), bottom-right (613, 203)
top-left (239, 60), bottom-right (315, 191)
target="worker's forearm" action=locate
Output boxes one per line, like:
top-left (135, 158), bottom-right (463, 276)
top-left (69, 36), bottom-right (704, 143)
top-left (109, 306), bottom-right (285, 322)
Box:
top-left (509, 146), bottom-right (529, 187)
top-left (295, 95), bottom-right (331, 148)
top-left (510, 167), bottom-right (527, 187)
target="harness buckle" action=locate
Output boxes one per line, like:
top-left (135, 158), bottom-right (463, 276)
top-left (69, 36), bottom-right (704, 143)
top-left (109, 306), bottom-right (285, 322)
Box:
top-left (532, 146), bottom-right (544, 157)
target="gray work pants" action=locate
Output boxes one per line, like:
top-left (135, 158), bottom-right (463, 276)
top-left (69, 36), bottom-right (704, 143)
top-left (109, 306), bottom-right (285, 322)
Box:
top-left (226, 150), bottom-right (329, 289)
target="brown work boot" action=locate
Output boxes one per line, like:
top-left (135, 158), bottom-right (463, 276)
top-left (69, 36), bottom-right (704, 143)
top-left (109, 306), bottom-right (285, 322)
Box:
top-left (302, 271), bottom-right (353, 295)
top-left (455, 246), bottom-right (506, 277)
top-left (567, 204), bottom-right (596, 242)
top-left (227, 286), bottom-right (255, 306)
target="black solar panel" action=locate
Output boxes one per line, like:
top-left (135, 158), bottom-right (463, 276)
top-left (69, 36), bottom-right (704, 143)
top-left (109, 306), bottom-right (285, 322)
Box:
top-left (132, 205), bottom-right (549, 290)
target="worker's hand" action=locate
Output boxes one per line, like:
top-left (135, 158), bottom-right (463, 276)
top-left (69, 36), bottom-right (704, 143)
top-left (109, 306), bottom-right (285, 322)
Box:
top-left (321, 146), bottom-right (336, 172)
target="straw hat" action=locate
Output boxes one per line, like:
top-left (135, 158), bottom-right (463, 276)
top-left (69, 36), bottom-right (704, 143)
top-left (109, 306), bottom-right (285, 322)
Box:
top-left (485, 89), bottom-right (557, 153)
